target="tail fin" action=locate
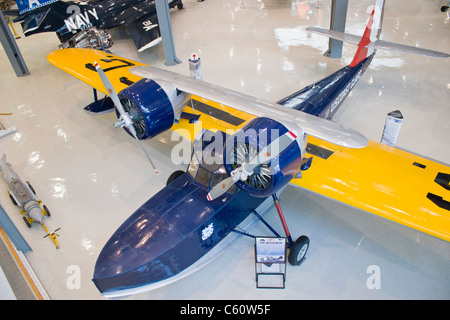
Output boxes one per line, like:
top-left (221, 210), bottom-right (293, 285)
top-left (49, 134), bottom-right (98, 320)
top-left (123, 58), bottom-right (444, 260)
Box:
top-left (349, 0), bottom-right (385, 67)
top-left (16, 0), bottom-right (60, 15)
top-left (306, 0), bottom-right (449, 62)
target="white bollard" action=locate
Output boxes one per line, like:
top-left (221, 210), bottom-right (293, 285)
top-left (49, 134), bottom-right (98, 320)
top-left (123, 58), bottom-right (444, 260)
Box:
top-left (189, 53), bottom-right (202, 80)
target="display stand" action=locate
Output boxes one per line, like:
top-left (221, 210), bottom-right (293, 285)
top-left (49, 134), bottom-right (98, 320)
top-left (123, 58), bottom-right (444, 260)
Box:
top-left (254, 237), bottom-right (287, 289)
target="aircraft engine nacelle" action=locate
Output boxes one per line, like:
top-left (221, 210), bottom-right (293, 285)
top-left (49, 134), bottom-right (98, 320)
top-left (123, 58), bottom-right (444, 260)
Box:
top-left (117, 78), bottom-right (190, 140)
top-left (223, 117), bottom-right (305, 198)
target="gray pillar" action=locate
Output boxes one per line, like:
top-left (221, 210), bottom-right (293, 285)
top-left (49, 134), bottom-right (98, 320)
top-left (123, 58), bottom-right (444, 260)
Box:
top-left (154, 0), bottom-right (181, 66)
top-left (0, 11), bottom-right (29, 77)
top-left (326, 0), bottom-right (348, 58)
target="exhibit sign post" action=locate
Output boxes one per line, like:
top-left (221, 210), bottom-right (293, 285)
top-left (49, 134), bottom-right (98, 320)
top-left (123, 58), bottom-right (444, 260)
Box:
top-left (255, 237), bottom-right (287, 289)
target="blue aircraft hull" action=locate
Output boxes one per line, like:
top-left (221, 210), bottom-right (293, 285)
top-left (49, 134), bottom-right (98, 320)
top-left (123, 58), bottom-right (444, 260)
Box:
top-left (93, 166), bottom-right (267, 295)
top-left (93, 55), bottom-right (374, 296)
top-left (278, 55), bottom-right (373, 119)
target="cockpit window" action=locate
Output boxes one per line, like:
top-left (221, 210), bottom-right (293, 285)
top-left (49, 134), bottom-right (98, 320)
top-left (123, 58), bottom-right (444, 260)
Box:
top-left (196, 167), bottom-right (213, 187)
top-left (201, 153), bottom-right (221, 172)
top-left (187, 130), bottom-right (237, 196)
top-left (188, 159), bottom-right (199, 179)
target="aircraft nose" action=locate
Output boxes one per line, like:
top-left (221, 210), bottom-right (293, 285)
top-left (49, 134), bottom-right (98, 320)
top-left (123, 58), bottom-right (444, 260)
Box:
top-left (92, 207), bottom-right (183, 294)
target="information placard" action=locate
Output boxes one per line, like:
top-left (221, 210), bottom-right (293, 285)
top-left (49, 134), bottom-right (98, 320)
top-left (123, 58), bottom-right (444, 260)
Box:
top-left (255, 237), bottom-right (287, 289)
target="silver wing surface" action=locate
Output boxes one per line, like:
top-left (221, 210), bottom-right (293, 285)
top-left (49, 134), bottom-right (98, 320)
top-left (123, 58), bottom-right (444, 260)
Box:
top-left (131, 66), bottom-right (368, 149)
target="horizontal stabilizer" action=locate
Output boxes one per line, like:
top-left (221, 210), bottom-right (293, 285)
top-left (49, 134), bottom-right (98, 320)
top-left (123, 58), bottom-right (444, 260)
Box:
top-left (126, 14), bottom-right (162, 52)
top-left (374, 40), bottom-right (450, 58)
top-left (306, 27), bottom-right (450, 58)
top-left (306, 27), bottom-right (361, 45)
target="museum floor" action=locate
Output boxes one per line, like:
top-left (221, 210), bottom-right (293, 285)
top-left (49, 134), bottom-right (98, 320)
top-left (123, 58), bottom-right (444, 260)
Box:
top-left (0, 0), bottom-right (449, 300)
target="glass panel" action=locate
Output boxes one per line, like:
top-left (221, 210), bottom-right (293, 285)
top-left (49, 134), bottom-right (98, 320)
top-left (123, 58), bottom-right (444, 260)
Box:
top-left (188, 160), bottom-right (199, 179)
top-left (196, 167), bottom-right (212, 187)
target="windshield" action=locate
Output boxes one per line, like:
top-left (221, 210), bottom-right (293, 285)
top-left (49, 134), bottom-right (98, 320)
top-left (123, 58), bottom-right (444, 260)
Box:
top-left (188, 131), bottom-right (237, 195)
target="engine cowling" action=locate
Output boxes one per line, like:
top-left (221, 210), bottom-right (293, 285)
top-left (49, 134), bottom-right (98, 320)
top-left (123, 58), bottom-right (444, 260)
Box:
top-left (223, 117), bottom-right (305, 198)
top-left (117, 78), bottom-right (190, 140)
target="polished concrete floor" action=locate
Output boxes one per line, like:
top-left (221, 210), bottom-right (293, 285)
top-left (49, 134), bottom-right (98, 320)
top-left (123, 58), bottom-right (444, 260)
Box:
top-left (0, 0), bottom-right (449, 300)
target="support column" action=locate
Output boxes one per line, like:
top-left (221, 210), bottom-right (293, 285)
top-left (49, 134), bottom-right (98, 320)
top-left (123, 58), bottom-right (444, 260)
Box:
top-left (326, 0), bottom-right (348, 58)
top-left (0, 11), bottom-right (29, 77)
top-left (154, 0), bottom-right (181, 66)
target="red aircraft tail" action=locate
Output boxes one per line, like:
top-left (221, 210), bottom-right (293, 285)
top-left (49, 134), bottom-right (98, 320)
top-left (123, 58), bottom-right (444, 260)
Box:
top-left (349, 0), bottom-right (384, 66)
top-left (306, 0), bottom-right (448, 62)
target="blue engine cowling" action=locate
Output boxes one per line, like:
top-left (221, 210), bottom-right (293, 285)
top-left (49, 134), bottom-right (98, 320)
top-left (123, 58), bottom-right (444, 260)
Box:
top-left (223, 117), bottom-right (304, 198)
top-left (117, 78), bottom-right (189, 140)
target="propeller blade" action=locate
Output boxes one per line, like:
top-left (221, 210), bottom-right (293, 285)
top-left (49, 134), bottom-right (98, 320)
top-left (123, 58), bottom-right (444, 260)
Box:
top-left (94, 62), bottom-right (126, 116)
top-left (207, 131), bottom-right (297, 201)
top-left (207, 176), bottom-right (235, 201)
top-left (94, 61), bottom-right (158, 174)
top-left (135, 133), bottom-right (159, 174)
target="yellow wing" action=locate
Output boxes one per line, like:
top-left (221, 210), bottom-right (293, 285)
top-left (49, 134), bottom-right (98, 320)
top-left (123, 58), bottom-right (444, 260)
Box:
top-left (47, 48), bottom-right (148, 95)
top-left (294, 137), bottom-right (450, 242)
top-left (48, 48), bottom-right (450, 242)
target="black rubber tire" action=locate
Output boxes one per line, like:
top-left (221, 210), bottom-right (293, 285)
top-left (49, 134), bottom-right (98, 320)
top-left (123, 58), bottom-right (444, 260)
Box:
top-left (26, 181), bottom-right (36, 195)
top-left (288, 235), bottom-right (309, 265)
top-left (166, 170), bottom-right (185, 186)
top-left (43, 205), bottom-right (51, 217)
top-left (8, 192), bottom-right (17, 206)
top-left (23, 217), bottom-right (32, 228)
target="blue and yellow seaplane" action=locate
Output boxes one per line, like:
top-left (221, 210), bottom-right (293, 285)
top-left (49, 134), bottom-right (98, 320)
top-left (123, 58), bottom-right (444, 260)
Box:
top-left (47, 0), bottom-right (450, 298)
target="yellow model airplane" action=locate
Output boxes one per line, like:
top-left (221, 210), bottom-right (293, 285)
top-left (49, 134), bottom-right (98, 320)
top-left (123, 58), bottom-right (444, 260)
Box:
top-left (47, 0), bottom-right (449, 246)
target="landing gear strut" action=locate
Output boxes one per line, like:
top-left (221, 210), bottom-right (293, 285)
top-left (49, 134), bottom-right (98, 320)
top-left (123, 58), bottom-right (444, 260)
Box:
top-left (272, 194), bottom-right (309, 266)
top-left (234, 195), bottom-right (310, 266)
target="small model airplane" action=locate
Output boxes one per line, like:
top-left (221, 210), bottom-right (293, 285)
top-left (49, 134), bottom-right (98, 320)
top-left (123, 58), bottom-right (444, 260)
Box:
top-left (0, 154), bottom-right (60, 248)
top-left (47, 0), bottom-right (450, 298)
top-left (8, 0), bottom-right (183, 51)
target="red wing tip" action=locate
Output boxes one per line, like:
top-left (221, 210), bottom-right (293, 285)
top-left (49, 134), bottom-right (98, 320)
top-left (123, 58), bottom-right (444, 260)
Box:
top-left (206, 194), bottom-right (212, 201)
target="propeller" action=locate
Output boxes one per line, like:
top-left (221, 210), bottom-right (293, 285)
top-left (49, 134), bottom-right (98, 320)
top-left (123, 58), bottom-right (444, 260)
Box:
top-left (94, 61), bottom-right (159, 174)
top-left (207, 130), bottom-right (297, 201)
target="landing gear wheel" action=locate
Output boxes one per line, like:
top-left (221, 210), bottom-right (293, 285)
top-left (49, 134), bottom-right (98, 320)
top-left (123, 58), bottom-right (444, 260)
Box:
top-left (288, 235), bottom-right (309, 265)
top-left (8, 192), bottom-right (17, 206)
top-left (26, 181), bottom-right (36, 195)
top-left (166, 170), bottom-right (185, 185)
top-left (23, 217), bottom-right (32, 228)
top-left (43, 205), bottom-right (51, 217)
